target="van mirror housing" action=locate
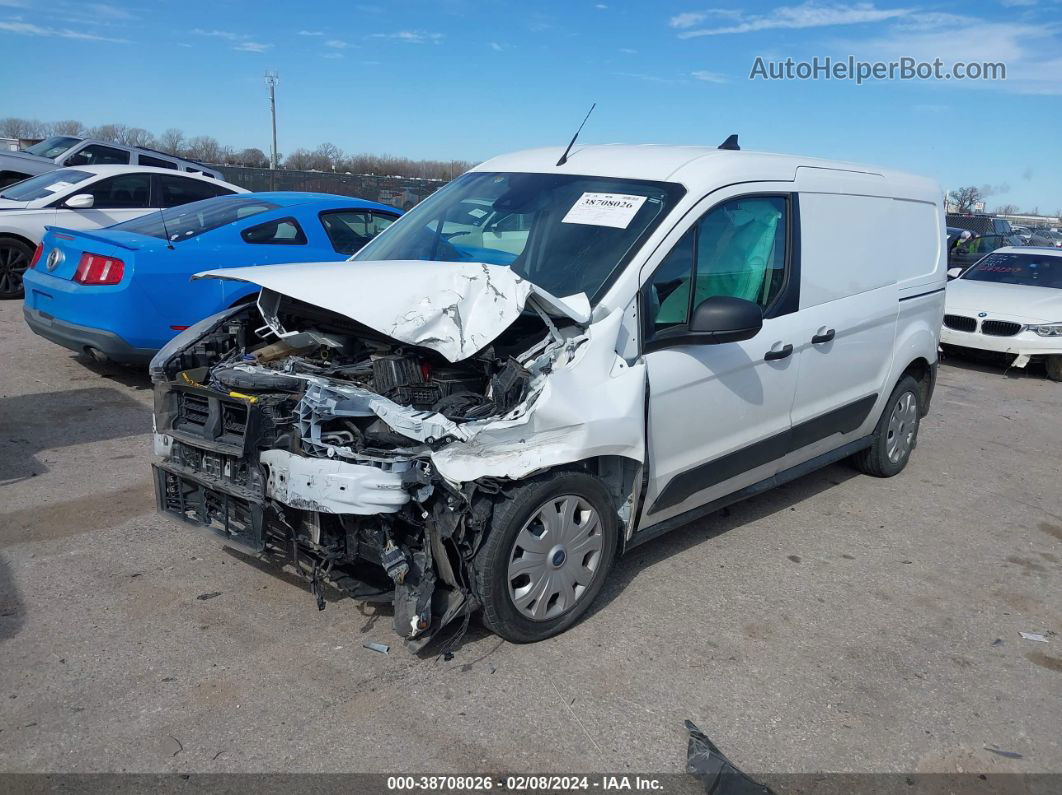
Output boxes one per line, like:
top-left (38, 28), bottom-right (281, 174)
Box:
top-left (688, 296), bottom-right (763, 344)
top-left (947, 267), bottom-right (963, 280)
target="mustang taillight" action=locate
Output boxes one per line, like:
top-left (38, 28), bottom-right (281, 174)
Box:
top-left (28, 242), bottom-right (44, 269)
top-left (74, 252), bottom-right (125, 285)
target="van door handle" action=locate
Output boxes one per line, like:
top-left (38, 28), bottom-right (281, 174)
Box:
top-left (764, 344), bottom-right (793, 361)
top-left (812, 328), bottom-right (835, 344)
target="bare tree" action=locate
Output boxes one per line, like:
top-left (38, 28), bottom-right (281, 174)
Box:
top-left (184, 135), bottom-right (223, 163)
top-left (50, 119), bottom-right (86, 136)
top-left (948, 186), bottom-right (985, 213)
top-left (90, 123), bottom-right (129, 144)
top-left (234, 147), bottom-right (270, 168)
top-left (0, 117), bottom-right (49, 138)
top-left (283, 148), bottom-right (316, 170)
top-left (994, 204), bottom-right (1019, 216)
top-left (1, 114), bottom-right (474, 179)
top-left (313, 142), bottom-right (343, 171)
top-left (121, 127), bottom-right (155, 148)
top-left (157, 128), bottom-right (185, 155)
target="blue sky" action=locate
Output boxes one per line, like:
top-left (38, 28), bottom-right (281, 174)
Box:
top-left (1, 0), bottom-right (1060, 210)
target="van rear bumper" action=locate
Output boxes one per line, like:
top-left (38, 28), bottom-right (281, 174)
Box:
top-left (23, 305), bottom-right (156, 364)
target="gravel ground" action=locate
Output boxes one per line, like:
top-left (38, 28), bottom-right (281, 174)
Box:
top-left (0, 298), bottom-right (1059, 778)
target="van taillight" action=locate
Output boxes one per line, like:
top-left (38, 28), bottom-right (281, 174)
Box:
top-left (74, 252), bottom-right (125, 285)
top-left (29, 242), bottom-right (43, 269)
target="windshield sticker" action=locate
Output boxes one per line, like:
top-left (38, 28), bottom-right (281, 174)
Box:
top-left (43, 181), bottom-right (74, 193)
top-left (562, 192), bottom-right (647, 229)
top-left (467, 207), bottom-right (488, 219)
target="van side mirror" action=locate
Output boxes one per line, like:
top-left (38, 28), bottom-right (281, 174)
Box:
top-left (947, 267), bottom-right (963, 279)
top-left (688, 296), bottom-right (763, 344)
top-left (65, 193), bottom-right (94, 209)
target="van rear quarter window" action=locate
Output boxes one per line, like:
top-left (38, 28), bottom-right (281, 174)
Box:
top-left (798, 192), bottom-right (896, 306)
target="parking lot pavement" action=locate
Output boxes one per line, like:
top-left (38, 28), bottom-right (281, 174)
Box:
top-left (0, 297), bottom-right (1059, 777)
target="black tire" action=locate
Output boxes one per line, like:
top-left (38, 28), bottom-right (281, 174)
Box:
top-left (1047, 356), bottom-right (1062, 383)
top-left (0, 237), bottom-right (33, 299)
top-left (473, 472), bottom-right (618, 643)
top-left (849, 375), bottom-right (922, 477)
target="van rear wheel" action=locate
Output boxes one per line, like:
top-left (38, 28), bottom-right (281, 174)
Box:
top-left (473, 472), bottom-right (617, 643)
top-left (849, 375), bottom-right (922, 477)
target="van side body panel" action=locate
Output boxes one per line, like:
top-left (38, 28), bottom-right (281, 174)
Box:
top-left (623, 155), bottom-right (944, 541)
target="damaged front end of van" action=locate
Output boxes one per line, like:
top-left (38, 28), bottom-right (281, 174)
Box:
top-left (150, 260), bottom-right (646, 648)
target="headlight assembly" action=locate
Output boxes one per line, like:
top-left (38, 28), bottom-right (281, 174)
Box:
top-left (1025, 322), bottom-right (1062, 337)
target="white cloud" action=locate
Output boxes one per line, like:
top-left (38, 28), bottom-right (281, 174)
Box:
top-left (233, 41), bottom-right (272, 53)
top-left (670, 9), bottom-right (745, 28)
top-left (677, 2), bottom-right (912, 38)
top-left (595, 3), bottom-right (608, 8)
top-left (834, 18), bottom-right (1061, 94)
top-left (691, 69), bottom-right (728, 82)
top-left (325, 39), bottom-right (349, 48)
top-left (370, 30), bottom-right (444, 43)
top-left (0, 20), bottom-right (127, 42)
top-left (489, 41), bottom-right (503, 51)
top-left (298, 30), bottom-right (323, 36)
top-left (615, 71), bottom-right (685, 84)
top-left (619, 47), bottom-right (638, 53)
top-left (86, 3), bottom-right (134, 20)
top-left (193, 28), bottom-right (248, 41)
top-left (321, 51), bottom-right (343, 59)
top-left (670, 12), bottom-right (707, 28)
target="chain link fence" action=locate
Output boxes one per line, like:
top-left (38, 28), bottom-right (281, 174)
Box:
top-left (213, 165), bottom-right (449, 210)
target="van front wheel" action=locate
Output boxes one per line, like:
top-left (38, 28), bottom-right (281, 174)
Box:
top-left (849, 376), bottom-right (922, 477)
top-left (473, 472), bottom-right (618, 643)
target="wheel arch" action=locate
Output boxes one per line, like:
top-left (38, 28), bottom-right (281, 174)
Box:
top-left (0, 231), bottom-right (38, 250)
top-left (522, 454), bottom-right (643, 549)
top-left (888, 317), bottom-right (939, 418)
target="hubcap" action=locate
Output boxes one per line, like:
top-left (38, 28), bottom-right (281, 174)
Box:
top-left (885, 391), bottom-right (918, 464)
top-left (0, 244), bottom-right (28, 295)
top-left (507, 495), bottom-right (603, 622)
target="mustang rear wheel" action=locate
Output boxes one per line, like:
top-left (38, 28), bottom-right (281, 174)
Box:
top-left (0, 238), bottom-right (32, 299)
top-left (473, 472), bottom-right (617, 643)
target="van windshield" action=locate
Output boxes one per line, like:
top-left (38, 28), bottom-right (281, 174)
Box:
top-left (963, 252), bottom-right (1062, 289)
top-left (352, 171), bottom-right (685, 301)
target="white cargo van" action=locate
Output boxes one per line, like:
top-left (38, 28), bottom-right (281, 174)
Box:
top-left (150, 142), bottom-right (946, 645)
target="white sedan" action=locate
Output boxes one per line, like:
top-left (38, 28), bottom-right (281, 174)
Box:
top-left (0, 165), bottom-right (245, 298)
top-left (941, 246), bottom-right (1062, 381)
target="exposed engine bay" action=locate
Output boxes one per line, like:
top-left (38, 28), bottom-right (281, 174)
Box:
top-left (150, 275), bottom-right (631, 649)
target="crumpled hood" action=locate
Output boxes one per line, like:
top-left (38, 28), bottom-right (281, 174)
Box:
top-left (946, 278), bottom-right (1062, 323)
top-left (194, 259), bottom-right (591, 363)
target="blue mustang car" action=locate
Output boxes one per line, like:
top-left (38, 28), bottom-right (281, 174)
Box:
top-left (22, 192), bottom-right (400, 363)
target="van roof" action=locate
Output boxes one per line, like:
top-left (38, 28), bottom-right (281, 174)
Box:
top-left (473, 144), bottom-right (940, 202)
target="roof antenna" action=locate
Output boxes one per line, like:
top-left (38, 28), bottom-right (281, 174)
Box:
top-left (158, 207), bottom-right (175, 250)
top-left (718, 134), bottom-right (740, 151)
top-left (556, 103), bottom-right (596, 167)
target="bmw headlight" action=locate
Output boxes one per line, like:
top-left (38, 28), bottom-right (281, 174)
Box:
top-left (1025, 322), bottom-right (1062, 337)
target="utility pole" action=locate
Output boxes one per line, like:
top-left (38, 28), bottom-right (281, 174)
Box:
top-left (265, 71), bottom-right (279, 171)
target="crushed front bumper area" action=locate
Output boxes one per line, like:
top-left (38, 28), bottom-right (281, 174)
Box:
top-left (152, 378), bottom-right (488, 651)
